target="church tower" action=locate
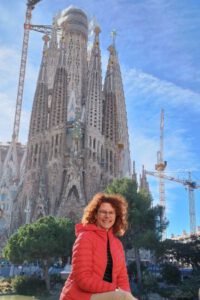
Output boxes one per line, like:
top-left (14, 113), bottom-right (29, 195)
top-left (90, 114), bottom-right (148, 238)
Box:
top-left (103, 38), bottom-right (131, 179)
top-left (84, 26), bottom-right (104, 199)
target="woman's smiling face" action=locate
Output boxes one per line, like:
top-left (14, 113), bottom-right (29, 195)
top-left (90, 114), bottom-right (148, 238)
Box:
top-left (96, 202), bottom-right (116, 230)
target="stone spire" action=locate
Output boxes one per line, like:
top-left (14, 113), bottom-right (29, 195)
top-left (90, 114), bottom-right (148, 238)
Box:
top-left (139, 165), bottom-right (150, 192)
top-left (103, 37), bottom-right (131, 177)
top-left (49, 36), bottom-right (67, 128)
top-left (132, 161), bottom-right (137, 183)
top-left (47, 18), bottom-right (59, 89)
top-left (103, 44), bottom-right (117, 176)
top-left (29, 35), bottom-right (49, 139)
top-left (83, 25), bottom-right (105, 199)
top-left (86, 26), bottom-right (103, 157)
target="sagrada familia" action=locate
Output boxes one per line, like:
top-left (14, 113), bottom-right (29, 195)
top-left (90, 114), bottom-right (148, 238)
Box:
top-left (0, 6), bottom-right (149, 243)
top-left (12, 6), bottom-right (131, 228)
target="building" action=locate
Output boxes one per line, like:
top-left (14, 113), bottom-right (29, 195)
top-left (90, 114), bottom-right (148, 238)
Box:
top-left (5, 6), bottom-right (131, 231)
top-left (171, 226), bottom-right (200, 241)
top-left (0, 142), bottom-right (26, 229)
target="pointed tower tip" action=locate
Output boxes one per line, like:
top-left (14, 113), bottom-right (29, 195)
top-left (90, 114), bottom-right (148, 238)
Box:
top-left (94, 26), bottom-right (101, 48)
top-left (42, 34), bottom-right (50, 44)
top-left (108, 45), bottom-right (114, 53)
top-left (41, 34), bottom-right (49, 58)
top-left (94, 26), bottom-right (101, 35)
top-left (111, 30), bottom-right (117, 46)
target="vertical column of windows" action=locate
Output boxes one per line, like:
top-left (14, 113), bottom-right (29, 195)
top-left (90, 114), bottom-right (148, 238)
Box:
top-left (32, 143), bottom-right (38, 167)
top-left (54, 134), bottom-right (59, 158)
top-left (29, 146), bottom-right (33, 169)
top-left (110, 150), bottom-right (113, 174)
top-left (93, 138), bottom-right (96, 149)
top-left (38, 143), bottom-right (42, 165)
top-left (106, 149), bottom-right (108, 171)
top-left (59, 133), bottom-right (62, 155)
top-left (97, 141), bottom-right (100, 162)
top-left (50, 136), bottom-right (54, 160)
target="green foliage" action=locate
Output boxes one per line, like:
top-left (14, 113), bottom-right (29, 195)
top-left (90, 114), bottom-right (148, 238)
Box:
top-left (105, 178), bottom-right (166, 250)
top-left (161, 263), bottom-right (181, 284)
top-left (3, 216), bottom-right (75, 291)
top-left (162, 235), bottom-right (200, 270)
top-left (128, 261), bottom-right (147, 277)
top-left (11, 275), bottom-right (46, 295)
top-left (158, 287), bottom-right (176, 299)
top-left (50, 273), bottom-right (65, 285)
top-left (105, 177), bottom-right (167, 292)
top-left (142, 272), bottom-right (159, 293)
top-left (3, 216), bottom-right (75, 263)
top-left (158, 268), bottom-right (200, 299)
top-left (172, 270), bottom-right (200, 300)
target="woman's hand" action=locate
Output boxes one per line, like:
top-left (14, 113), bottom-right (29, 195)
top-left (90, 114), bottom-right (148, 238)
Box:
top-left (116, 288), bottom-right (138, 300)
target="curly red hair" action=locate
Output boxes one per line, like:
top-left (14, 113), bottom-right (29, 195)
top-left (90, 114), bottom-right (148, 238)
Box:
top-left (82, 193), bottom-right (128, 236)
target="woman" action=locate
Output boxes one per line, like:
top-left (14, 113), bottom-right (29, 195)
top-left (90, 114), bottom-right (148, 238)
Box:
top-left (60, 193), bottom-right (137, 300)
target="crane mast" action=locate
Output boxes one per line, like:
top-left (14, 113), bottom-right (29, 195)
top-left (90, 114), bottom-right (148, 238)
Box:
top-left (188, 172), bottom-right (196, 234)
top-left (145, 170), bottom-right (200, 234)
top-left (0, 1), bottom-right (43, 233)
top-left (1, 1), bottom-right (41, 186)
top-left (0, 0), bottom-right (62, 232)
top-left (12, 3), bottom-right (33, 142)
top-left (155, 109), bottom-right (167, 238)
top-left (12, 2), bottom-right (52, 143)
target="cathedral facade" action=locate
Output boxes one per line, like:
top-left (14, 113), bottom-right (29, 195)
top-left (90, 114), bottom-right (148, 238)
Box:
top-left (11, 7), bottom-right (131, 229)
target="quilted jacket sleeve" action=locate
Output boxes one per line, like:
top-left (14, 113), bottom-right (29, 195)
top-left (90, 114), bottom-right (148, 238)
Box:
top-left (72, 232), bottom-right (116, 293)
top-left (116, 242), bottom-right (131, 292)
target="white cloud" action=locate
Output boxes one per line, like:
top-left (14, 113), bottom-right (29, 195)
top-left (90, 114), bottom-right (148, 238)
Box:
top-left (0, 46), bottom-right (20, 87)
top-left (122, 67), bottom-right (200, 112)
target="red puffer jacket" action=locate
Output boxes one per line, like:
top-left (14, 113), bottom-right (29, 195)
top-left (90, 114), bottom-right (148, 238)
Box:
top-left (60, 223), bottom-right (130, 300)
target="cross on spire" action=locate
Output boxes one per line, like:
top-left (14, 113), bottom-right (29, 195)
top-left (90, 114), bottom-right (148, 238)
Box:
top-left (111, 30), bottom-right (117, 46)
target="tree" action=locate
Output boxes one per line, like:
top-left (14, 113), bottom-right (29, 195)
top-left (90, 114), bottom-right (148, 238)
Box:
top-left (162, 235), bottom-right (200, 271)
top-left (3, 216), bottom-right (75, 291)
top-left (105, 178), bottom-right (167, 291)
top-left (161, 263), bottom-right (181, 284)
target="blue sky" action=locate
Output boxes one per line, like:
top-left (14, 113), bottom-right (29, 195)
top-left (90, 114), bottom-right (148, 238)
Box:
top-left (0, 0), bottom-right (200, 237)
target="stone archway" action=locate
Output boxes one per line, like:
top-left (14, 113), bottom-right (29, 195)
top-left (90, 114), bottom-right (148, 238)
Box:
top-left (67, 185), bottom-right (79, 204)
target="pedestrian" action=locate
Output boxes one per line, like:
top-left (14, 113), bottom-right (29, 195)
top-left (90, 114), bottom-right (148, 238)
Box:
top-left (60, 192), bottom-right (137, 300)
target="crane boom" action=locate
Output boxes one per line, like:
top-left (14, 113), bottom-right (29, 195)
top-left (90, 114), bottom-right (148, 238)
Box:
top-left (145, 170), bottom-right (200, 234)
top-left (146, 170), bottom-right (199, 189)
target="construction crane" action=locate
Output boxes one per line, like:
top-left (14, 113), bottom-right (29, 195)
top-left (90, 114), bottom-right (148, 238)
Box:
top-left (1, 0), bottom-right (42, 185)
top-left (1, 0), bottom-right (54, 184)
top-left (145, 170), bottom-right (200, 234)
top-left (13, 0), bottom-right (43, 142)
top-left (0, 0), bottom-right (54, 230)
top-left (155, 109), bottom-right (167, 237)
